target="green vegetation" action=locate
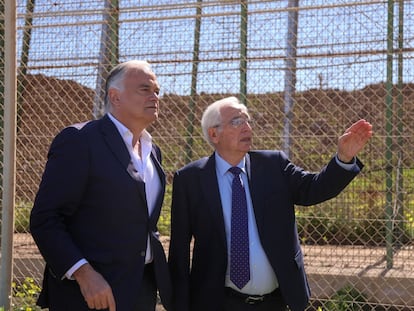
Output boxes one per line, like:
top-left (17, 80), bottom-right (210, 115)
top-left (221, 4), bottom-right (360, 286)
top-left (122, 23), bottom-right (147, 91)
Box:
top-left (0, 277), bottom-right (43, 311)
top-left (157, 169), bottom-right (414, 245)
top-left (14, 201), bottom-right (32, 233)
top-left (0, 201), bottom-right (32, 233)
top-left (319, 285), bottom-right (367, 311)
top-left (158, 184), bottom-right (172, 236)
top-left (9, 171), bottom-right (414, 245)
top-left (296, 168), bottom-right (414, 246)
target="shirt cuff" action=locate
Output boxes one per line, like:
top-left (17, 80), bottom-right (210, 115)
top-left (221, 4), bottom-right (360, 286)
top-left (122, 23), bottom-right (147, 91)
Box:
top-left (64, 258), bottom-right (89, 280)
top-left (335, 154), bottom-right (356, 171)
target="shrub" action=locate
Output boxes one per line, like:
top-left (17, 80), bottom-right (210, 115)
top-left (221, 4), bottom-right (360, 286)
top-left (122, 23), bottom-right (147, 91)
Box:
top-left (321, 285), bottom-right (367, 311)
top-left (11, 277), bottom-right (42, 311)
top-left (14, 202), bottom-right (33, 233)
top-left (0, 201), bottom-right (32, 234)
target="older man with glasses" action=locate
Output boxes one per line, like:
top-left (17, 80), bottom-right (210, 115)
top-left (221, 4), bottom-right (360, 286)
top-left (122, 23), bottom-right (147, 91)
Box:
top-left (168, 96), bottom-right (372, 311)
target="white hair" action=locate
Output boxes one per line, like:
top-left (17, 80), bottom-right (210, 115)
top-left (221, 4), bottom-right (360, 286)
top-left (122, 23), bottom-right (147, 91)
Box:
top-left (104, 60), bottom-right (154, 112)
top-left (201, 96), bottom-right (248, 146)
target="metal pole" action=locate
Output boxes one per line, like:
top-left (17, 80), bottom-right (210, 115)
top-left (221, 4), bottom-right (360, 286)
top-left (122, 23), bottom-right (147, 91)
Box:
top-left (19, 0), bottom-right (34, 76)
top-left (283, 0), bottom-right (299, 158)
top-left (93, 0), bottom-right (119, 119)
top-left (185, 0), bottom-right (202, 163)
top-left (0, 0), bottom-right (17, 309)
top-left (17, 0), bottom-right (35, 127)
top-left (240, 0), bottom-right (248, 106)
top-left (385, 0), bottom-right (395, 269)
top-left (0, 0), bottom-right (4, 213)
top-left (395, 0), bottom-right (404, 246)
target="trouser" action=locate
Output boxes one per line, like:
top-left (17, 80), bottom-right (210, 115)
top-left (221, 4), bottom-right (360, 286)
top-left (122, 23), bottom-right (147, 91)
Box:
top-left (134, 263), bottom-right (158, 311)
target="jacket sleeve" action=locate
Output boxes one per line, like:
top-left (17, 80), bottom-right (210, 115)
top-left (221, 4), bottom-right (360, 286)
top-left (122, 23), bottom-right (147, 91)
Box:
top-left (281, 152), bottom-right (363, 206)
top-left (30, 127), bottom-right (89, 279)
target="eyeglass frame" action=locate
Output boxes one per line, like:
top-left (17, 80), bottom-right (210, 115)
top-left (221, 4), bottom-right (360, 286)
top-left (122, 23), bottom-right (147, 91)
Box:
top-left (213, 116), bottom-right (254, 129)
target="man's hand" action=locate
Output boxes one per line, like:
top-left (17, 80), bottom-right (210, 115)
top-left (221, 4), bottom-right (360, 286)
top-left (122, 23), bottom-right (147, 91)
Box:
top-left (73, 263), bottom-right (116, 311)
top-left (337, 119), bottom-right (373, 163)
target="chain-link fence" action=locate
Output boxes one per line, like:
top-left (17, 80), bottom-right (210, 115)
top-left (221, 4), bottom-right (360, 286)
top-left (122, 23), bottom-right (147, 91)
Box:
top-left (1, 0), bottom-right (413, 310)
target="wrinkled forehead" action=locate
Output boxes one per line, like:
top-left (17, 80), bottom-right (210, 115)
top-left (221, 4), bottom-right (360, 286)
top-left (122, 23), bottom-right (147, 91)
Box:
top-left (220, 105), bottom-right (249, 120)
top-left (124, 67), bottom-right (159, 86)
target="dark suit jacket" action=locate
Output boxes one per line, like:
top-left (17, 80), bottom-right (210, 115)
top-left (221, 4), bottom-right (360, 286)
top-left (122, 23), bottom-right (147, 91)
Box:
top-left (168, 150), bottom-right (363, 311)
top-left (30, 115), bottom-right (171, 311)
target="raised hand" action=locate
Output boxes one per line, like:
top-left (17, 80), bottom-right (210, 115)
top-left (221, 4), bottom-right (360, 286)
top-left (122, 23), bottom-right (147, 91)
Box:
top-left (337, 119), bottom-right (373, 163)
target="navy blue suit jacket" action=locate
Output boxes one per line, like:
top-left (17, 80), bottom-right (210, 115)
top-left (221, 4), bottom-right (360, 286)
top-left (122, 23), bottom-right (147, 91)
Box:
top-left (30, 115), bottom-right (171, 310)
top-left (168, 150), bottom-right (362, 311)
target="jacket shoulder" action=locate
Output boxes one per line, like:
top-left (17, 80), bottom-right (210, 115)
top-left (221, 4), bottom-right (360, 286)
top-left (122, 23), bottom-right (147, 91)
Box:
top-left (67, 120), bottom-right (92, 130)
top-left (176, 156), bottom-right (209, 174)
top-left (249, 150), bottom-right (288, 161)
top-left (58, 119), bottom-right (97, 136)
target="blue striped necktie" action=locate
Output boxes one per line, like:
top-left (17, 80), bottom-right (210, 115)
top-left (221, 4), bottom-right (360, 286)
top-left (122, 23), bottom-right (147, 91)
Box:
top-left (228, 166), bottom-right (250, 289)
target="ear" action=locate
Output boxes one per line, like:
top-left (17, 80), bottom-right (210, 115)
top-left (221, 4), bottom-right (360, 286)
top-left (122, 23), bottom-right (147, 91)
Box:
top-left (208, 127), bottom-right (219, 144)
top-left (108, 88), bottom-right (121, 106)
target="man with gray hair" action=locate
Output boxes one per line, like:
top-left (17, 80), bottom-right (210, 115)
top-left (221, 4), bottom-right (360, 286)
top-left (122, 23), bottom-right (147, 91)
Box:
top-left (31, 60), bottom-right (171, 311)
top-left (168, 96), bottom-right (372, 311)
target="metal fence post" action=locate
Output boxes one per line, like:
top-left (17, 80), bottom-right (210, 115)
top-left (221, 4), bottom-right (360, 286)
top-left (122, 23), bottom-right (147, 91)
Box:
top-left (0, 0), bottom-right (17, 309)
top-left (283, 0), bottom-right (299, 158)
top-left (385, 0), bottom-right (395, 269)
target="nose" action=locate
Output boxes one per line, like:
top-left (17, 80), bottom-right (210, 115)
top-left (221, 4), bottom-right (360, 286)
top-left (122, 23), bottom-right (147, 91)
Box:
top-left (244, 119), bottom-right (253, 128)
top-left (149, 92), bottom-right (159, 100)
top-left (241, 121), bottom-right (252, 132)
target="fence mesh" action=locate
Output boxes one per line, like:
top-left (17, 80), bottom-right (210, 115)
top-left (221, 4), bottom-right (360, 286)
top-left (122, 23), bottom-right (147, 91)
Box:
top-left (1, 0), bottom-right (414, 310)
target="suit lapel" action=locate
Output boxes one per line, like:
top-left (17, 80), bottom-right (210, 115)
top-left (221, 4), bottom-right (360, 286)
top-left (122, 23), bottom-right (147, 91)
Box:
top-left (246, 152), bottom-right (266, 231)
top-left (99, 115), bottom-right (147, 200)
top-left (149, 147), bottom-right (166, 228)
top-left (100, 115), bottom-right (130, 167)
top-left (200, 154), bottom-right (227, 249)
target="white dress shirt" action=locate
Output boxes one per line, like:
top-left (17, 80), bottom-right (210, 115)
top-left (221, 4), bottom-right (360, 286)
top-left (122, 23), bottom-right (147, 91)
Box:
top-left (215, 152), bottom-right (279, 295)
top-left (108, 113), bottom-right (161, 264)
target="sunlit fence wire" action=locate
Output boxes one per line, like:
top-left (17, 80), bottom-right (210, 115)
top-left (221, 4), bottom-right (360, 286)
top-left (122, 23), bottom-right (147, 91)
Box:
top-left (1, 0), bottom-right (413, 310)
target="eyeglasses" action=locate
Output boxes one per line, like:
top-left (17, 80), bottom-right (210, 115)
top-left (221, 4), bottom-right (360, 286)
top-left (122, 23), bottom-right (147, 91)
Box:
top-left (215, 117), bottom-right (254, 129)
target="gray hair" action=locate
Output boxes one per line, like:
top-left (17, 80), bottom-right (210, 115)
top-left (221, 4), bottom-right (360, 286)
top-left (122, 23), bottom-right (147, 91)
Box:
top-left (201, 96), bottom-right (248, 147)
top-left (104, 60), bottom-right (154, 113)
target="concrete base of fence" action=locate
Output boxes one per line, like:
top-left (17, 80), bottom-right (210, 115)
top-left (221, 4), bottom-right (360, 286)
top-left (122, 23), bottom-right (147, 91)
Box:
top-left (304, 244), bottom-right (414, 307)
top-left (309, 273), bottom-right (414, 307)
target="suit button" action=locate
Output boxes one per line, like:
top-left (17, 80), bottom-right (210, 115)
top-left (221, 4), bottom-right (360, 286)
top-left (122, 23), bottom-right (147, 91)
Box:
top-left (140, 251), bottom-right (146, 257)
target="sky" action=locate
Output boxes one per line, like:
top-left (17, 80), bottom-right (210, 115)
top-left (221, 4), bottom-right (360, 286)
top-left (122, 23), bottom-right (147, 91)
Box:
top-left (16, 0), bottom-right (414, 96)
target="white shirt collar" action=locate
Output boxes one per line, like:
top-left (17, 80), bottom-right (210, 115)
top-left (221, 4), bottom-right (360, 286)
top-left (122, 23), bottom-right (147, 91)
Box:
top-left (214, 152), bottom-right (246, 177)
top-left (107, 113), bottom-right (153, 150)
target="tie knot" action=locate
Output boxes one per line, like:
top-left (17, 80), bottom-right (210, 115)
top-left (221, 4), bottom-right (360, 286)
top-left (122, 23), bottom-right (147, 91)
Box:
top-left (229, 166), bottom-right (242, 176)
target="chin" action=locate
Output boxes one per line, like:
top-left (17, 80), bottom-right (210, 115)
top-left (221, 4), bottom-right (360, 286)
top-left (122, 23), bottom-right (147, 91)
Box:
top-left (148, 112), bottom-right (158, 120)
top-left (241, 145), bottom-right (251, 152)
